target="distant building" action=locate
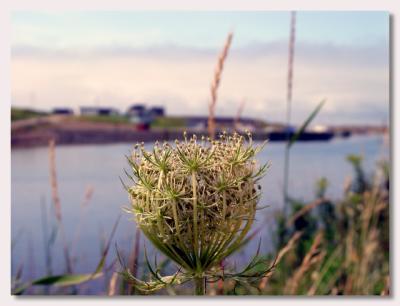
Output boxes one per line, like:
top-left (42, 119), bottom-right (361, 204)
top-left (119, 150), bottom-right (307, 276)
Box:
top-left (127, 104), bottom-right (146, 117)
top-left (126, 104), bottom-right (165, 130)
top-left (149, 106), bottom-right (165, 118)
top-left (80, 106), bottom-right (119, 116)
top-left (126, 104), bottom-right (151, 129)
top-left (52, 107), bottom-right (74, 115)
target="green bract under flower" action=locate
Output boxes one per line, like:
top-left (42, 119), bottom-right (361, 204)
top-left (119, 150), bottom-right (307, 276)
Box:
top-left (124, 132), bottom-right (268, 275)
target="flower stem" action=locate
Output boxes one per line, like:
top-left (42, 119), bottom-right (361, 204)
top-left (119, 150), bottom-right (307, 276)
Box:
top-left (194, 276), bottom-right (206, 295)
top-left (191, 171), bottom-right (200, 270)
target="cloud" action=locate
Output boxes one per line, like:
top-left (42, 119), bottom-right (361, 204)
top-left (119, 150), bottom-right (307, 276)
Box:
top-left (12, 40), bottom-right (388, 64)
top-left (11, 41), bottom-right (389, 125)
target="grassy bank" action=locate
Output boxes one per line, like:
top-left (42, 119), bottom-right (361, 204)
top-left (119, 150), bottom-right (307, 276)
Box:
top-left (76, 115), bottom-right (130, 124)
top-left (11, 107), bottom-right (48, 121)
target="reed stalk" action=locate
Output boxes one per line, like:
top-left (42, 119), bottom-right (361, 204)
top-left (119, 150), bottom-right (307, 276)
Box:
top-left (48, 139), bottom-right (73, 274)
top-left (285, 231), bottom-right (324, 294)
top-left (208, 32), bottom-right (233, 139)
top-left (283, 11), bottom-right (296, 216)
top-left (259, 231), bottom-right (302, 290)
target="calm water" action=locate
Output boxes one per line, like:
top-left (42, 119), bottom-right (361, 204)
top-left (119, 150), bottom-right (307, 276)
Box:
top-left (11, 135), bottom-right (387, 294)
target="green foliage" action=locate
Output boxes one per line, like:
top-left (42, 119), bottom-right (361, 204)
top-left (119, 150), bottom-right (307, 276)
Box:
top-left (78, 115), bottom-right (130, 124)
top-left (11, 107), bottom-right (48, 121)
top-left (315, 177), bottom-right (328, 198)
top-left (346, 154), bottom-right (369, 194)
top-left (151, 116), bottom-right (187, 129)
top-left (13, 273), bottom-right (104, 295)
top-left (262, 154), bottom-right (389, 295)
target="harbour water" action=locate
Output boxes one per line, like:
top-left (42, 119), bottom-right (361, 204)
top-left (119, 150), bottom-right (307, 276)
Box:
top-left (11, 134), bottom-right (387, 294)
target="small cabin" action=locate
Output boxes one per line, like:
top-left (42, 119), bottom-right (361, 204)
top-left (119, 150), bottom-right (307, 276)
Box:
top-left (148, 106), bottom-right (165, 118)
top-left (125, 104), bottom-right (167, 130)
top-left (126, 104), bottom-right (151, 129)
top-left (52, 107), bottom-right (74, 115)
top-left (127, 104), bottom-right (146, 117)
top-left (80, 107), bottom-right (119, 116)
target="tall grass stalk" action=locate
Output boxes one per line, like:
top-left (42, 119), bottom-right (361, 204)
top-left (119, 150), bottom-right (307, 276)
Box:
top-left (286, 197), bottom-right (326, 226)
top-left (284, 231), bottom-right (324, 294)
top-left (48, 139), bottom-right (73, 274)
top-left (108, 272), bottom-right (119, 296)
top-left (40, 199), bottom-right (52, 276)
top-left (283, 11), bottom-right (297, 216)
top-left (208, 32), bottom-right (233, 139)
top-left (259, 231), bottom-right (302, 290)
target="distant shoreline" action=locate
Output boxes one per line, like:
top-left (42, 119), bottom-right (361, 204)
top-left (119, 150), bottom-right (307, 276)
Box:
top-left (11, 115), bottom-right (387, 149)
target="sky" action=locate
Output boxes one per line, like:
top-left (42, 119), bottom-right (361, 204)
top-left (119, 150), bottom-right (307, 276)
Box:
top-left (11, 11), bottom-right (389, 125)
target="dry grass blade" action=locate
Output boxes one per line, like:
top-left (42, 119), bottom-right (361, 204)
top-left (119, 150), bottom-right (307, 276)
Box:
top-left (49, 139), bottom-right (62, 222)
top-left (81, 185), bottom-right (94, 208)
top-left (286, 198), bottom-right (327, 226)
top-left (259, 231), bottom-right (302, 290)
top-left (306, 245), bottom-right (342, 296)
top-left (208, 32), bottom-right (233, 139)
top-left (381, 276), bottom-right (390, 296)
top-left (48, 139), bottom-right (73, 274)
top-left (344, 190), bottom-right (389, 295)
top-left (286, 11), bottom-right (296, 108)
top-left (284, 231), bottom-right (324, 294)
top-left (108, 272), bottom-right (119, 296)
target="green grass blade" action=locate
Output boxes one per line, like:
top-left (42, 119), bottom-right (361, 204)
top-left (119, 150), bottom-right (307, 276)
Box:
top-left (288, 99), bottom-right (326, 148)
top-left (12, 272), bottom-right (103, 295)
top-left (13, 215), bottom-right (121, 295)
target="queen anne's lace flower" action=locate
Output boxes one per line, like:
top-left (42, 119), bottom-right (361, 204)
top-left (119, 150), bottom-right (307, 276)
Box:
top-left (124, 132), bottom-right (268, 290)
